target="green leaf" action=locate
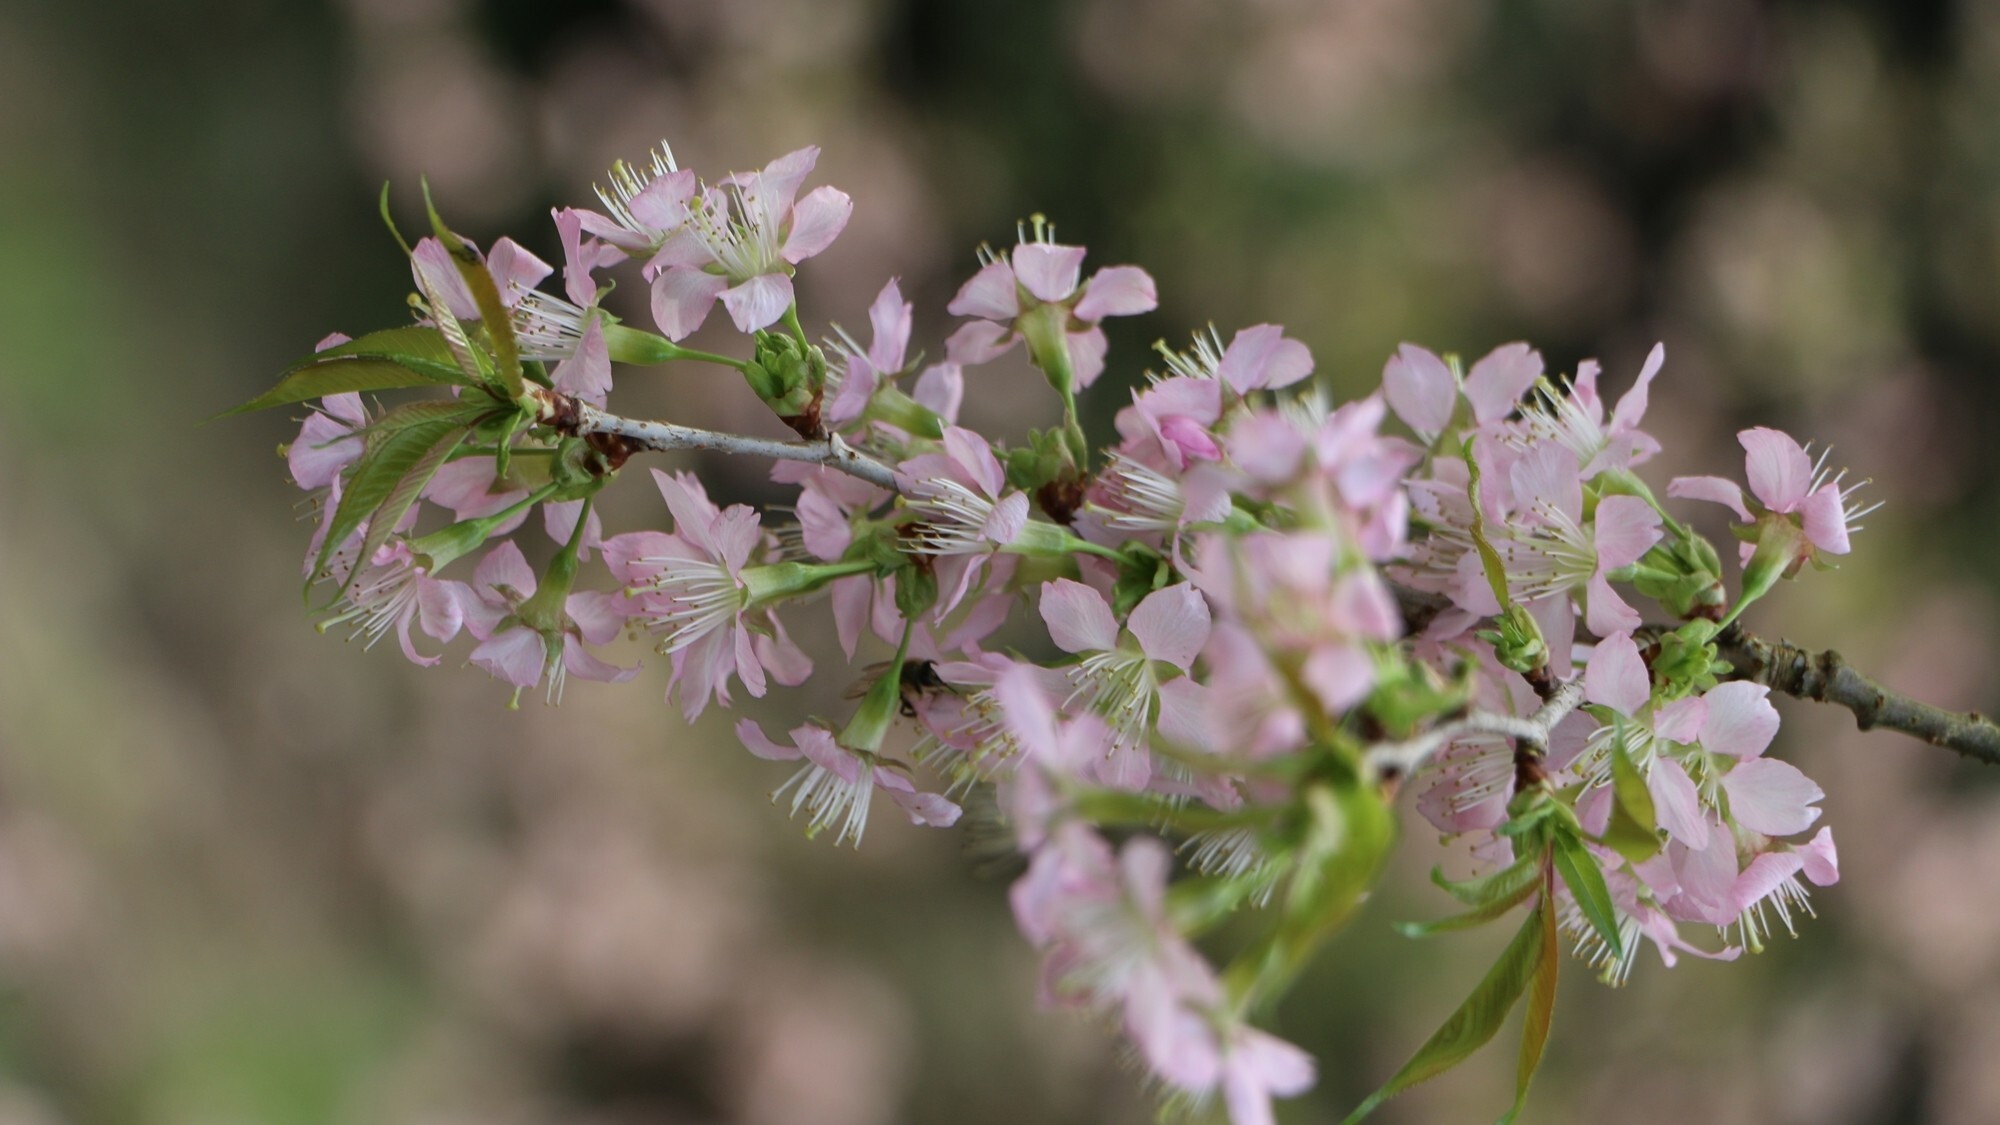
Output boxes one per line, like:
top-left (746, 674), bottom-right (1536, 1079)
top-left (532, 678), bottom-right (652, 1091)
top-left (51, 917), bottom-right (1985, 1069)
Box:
top-left (309, 404), bottom-right (481, 592)
top-left (1552, 830), bottom-right (1622, 963)
top-left (222, 327), bottom-right (483, 416)
top-left (1397, 875), bottom-right (1539, 938)
top-left (349, 423), bottom-right (470, 597)
top-left (1501, 881), bottom-right (1560, 1125)
top-left (1342, 904), bottom-right (1548, 1123)
top-left (1431, 855), bottom-right (1542, 908)
top-left (1598, 733), bottom-right (1663, 864)
top-left (423, 180), bottom-right (522, 398)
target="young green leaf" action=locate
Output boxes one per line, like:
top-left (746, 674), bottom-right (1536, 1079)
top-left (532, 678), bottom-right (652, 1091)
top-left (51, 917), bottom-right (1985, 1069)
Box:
top-left (1598, 733), bottom-right (1663, 864)
top-left (1552, 830), bottom-right (1622, 963)
top-left (423, 180), bottom-right (523, 399)
top-left (1431, 854), bottom-right (1542, 908)
top-left (1396, 873), bottom-right (1539, 938)
top-left (1462, 435), bottom-right (1513, 609)
top-left (1501, 876), bottom-right (1561, 1125)
top-left (222, 327), bottom-right (483, 416)
top-left (309, 404), bottom-right (483, 594)
top-left (1342, 903), bottom-right (1548, 1123)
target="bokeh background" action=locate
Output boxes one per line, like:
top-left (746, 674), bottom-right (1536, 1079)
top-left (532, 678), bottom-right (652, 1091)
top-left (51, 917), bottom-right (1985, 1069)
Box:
top-left (4, 0), bottom-right (2000, 1121)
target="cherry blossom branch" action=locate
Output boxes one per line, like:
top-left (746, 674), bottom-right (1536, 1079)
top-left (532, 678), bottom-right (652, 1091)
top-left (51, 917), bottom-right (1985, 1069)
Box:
top-left (1716, 626), bottom-right (2000, 766)
top-left (534, 390), bottom-right (900, 490)
top-left (1366, 677), bottom-right (1586, 780)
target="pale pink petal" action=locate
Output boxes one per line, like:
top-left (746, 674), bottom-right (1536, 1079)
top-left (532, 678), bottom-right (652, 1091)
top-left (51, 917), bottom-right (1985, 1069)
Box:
top-left (289, 411), bottom-right (362, 490)
top-left (1096, 740), bottom-right (1153, 791)
top-left (947, 259), bottom-right (1019, 320)
top-left (754, 620), bottom-right (814, 686)
top-left (1649, 757), bottom-right (1710, 849)
top-left (1801, 484), bottom-right (1850, 555)
top-left (1510, 443), bottom-right (1583, 523)
top-left (1067, 328), bottom-right (1109, 388)
top-left (1730, 850), bottom-right (1805, 916)
top-left (1609, 342), bottom-right (1665, 434)
top-left (1381, 343), bottom-right (1455, 437)
top-left (1127, 584), bottom-right (1211, 670)
top-left (415, 578), bottom-right (466, 644)
top-left (1669, 819), bottom-right (1740, 925)
top-left (995, 665), bottom-right (1061, 752)
top-left (1039, 578), bottom-right (1121, 653)
top-left (1302, 644), bottom-right (1374, 713)
top-left (1592, 495), bottom-right (1664, 571)
top-left (1585, 572), bottom-right (1643, 637)
top-left (1667, 475), bottom-right (1752, 522)
top-left (1740, 427), bottom-right (1813, 512)
top-left (1585, 631), bottom-right (1649, 716)
top-left (754, 146), bottom-right (820, 215)
top-left (866, 279), bottom-right (912, 374)
top-left (411, 237), bottom-right (479, 321)
top-left (1721, 758), bottom-right (1823, 836)
top-left (564, 589), bottom-right (627, 646)
top-left (982, 491), bottom-right (1031, 546)
top-left (628, 168), bottom-right (696, 232)
top-left (1654, 696), bottom-right (1706, 744)
top-left (720, 272), bottom-right (795, 334)
top-left (1072, 265), bottom-right (1158, 321)
top-left (470, 626), bottom-right (547, 689)
top-left (551, 316), bottom-right (613, 405)
top-left (486, 237), bottom-right (554, 302)
top-left (653, 469), bottom-right (722, 557)
top-left (650, 266), bottom-right (729, 341)
top-left (1012, 242), bottom-right (1087, 303)
top-left (735, 718), bottom-right (804, 762)
top-left (562, 635), bottom-right (639, 684)
top-left (1463, 342), bottom-right (1542, 425)
top-left (913, 362), bottom-right (964, 421)
top-left (881, 777), bottom-right (962, 827)
top-left (1699, 682), bottom-right (1779, 759)
top-left (474, 541), bottom-right (537, 601)
top-left (942, 426), bottom-right (1006, 497)
top-left (1227, 412), bottom-right (1307, 481)
top-left (734, 622), bottom-right (768, 698)
top-left (945, 319), bottom-right (1017, 365)
top-left (1332, 571), bottom-right (1402, 641)
top-left (830, 575), bottom-right (872, 659)
top-left (781, 185), bottom-right (853, 263)
top-left (1217, 324), bottom-right (1313, 393)
top-left (796, 486), bottom-right (854, 561)
top-left (1223, 1028), bottom-right (1316, 1125)
top-left (1798, 827), bottom-right (1839, 885)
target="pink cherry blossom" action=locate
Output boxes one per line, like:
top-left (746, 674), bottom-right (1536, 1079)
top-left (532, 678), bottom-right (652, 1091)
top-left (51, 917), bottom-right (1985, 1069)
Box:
top-left (647, 146), bottom-right (852, 339)
top-left (1668, 427), bottom-right (1864, 558)
top-left (459, 542), bottom-right (638, 702)
top-left (899, 426), bottom-right (1033, 615)
top-left (319, 541), bottom-right (470, 667)
top-left (576, 144), bottom-right (696, 255)
top-left (287, 392), bottom-right (366, 491)
top-left (1037, 579), bottom-right (1211, 790)
top-left (944, 235), bottom-right (1156, 388)
top-left (736, 719), bottom-right (960, 847)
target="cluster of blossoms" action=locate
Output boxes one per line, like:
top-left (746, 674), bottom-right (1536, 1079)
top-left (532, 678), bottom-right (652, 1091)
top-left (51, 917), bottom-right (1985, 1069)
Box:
top-left (249, 141), bottom-right (1885, 1123)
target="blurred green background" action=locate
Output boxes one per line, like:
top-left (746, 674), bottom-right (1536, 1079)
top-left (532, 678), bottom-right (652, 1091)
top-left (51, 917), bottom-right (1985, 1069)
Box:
top-left (4, 0), bottom-right (2000, 1121)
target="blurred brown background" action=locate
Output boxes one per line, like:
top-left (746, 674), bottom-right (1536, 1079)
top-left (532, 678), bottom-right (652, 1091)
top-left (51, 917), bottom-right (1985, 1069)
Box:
top-left (3, 0), bottom-right (1999, 1121)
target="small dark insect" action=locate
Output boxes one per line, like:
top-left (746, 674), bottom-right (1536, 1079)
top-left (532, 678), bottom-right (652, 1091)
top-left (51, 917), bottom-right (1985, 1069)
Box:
top-left (848, 658), bottom-right (954, 718)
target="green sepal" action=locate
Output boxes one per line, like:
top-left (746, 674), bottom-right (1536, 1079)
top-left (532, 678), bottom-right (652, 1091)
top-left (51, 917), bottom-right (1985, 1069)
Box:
top-left (1342, 903), bottom-right (1549, 1123)
top-left (1110, 542), bottom-right (1171, 617)
top-left (1551, 828), bottom-right (1622, 963)
top-left (1652, 619), bottom-right (1723, 696)
top-left (1430, 853), bottom-right (1544, 908)
top-left (740, 559), bottom-right (879, 608)
top-left (861, 386), bottom-right (946, 440)
top-left (223, 327), bottom-right (483, 417)
top-left (1004, 427), bottom-right (1078, 494)
top-left (422, 179), bottom-right (522, 399)
top-left (1502, 880), bottom-right (1561, 1125)
top-left (893, 563), bottom-right (938, 621)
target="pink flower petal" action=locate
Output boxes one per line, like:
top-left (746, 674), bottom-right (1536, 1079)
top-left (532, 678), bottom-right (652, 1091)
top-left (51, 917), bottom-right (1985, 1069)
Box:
top-left (1381, 343), bottom-right (1455, 437)
top-left (1654, 696), bottom-right (1706, 744)
top-left (1127, 584), bottom-right (1211, 670)
top-left (1217, 324), bottom-right (1313, 393)
top-left (564, 589), bottom-right (627, 646)
top-left (1301, 643), bottom-right (1374, 713)
top-left (551, 316), bottom-right (613, 405)
top-left (720, 272), bottom-right (795, 334)
top-left (913, 362), bottom-right (964, 421)
top-left (474, 541), bottom-right (537, 601)
top-left (1721, 757), bottom-right (1823, 836)
top-left (947, 259), bottom-right (1019, 320)
top-left (1463, 342), bottom-right (1542, 425)
top-left (1667, 475), bottom-right (1753, 522)
top-left (650, 266), bottom-right (729, 341)
top-left (944, 319), bottom-right (1017, 366)
top-left (1649, 757), bottom-right (1710, 849)
top-left (1585, 572), bottom-right (1643, 637)
top-left (866, 279), bottom-right (912, 374)
top-left (1609, 342), bottom-right (1665, 435)
top-left (983, 492), bottom-right (1031, 546)
top-left (628, 168), bottom-right (696, 232)
top-left (1800, 484), bottom-right (1850, 555)
top-left (754, 146), bottom-right (820, 216)
top-left (1798, 827), bottom-right (1839, 886)
top-left (1592, 495), bottom-right (1664, 571)
top-left (996, 665), bottom-right (1061, 753)
top-left (1510, 443), bottom-right (1583, 523)
top-left (1039, 578), bottom-right (1122, 654)
top-left (781, 185), bottom-right (853, 263)
top-left (1012, 242), bottom-right (1087, 303)
top-left (1740, 426), bottom-right (1813, 512)
top-left (1698, 682), bottom-right (1779, 759)
top-left (562, 634), bottom-right (639, 684)
top-left (471, 626), bottom-right (548, 689)
top-left (1066, 328), bottom-right (1109, 388)
top-left (1585, 631), bottom-right (1649, 716)
top-left (1072, 265), bottom-right (1158, 321)
top-left (830, 575), bottom-right (872, 659)
top-left (735, 718), bottom-right (803, 762)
